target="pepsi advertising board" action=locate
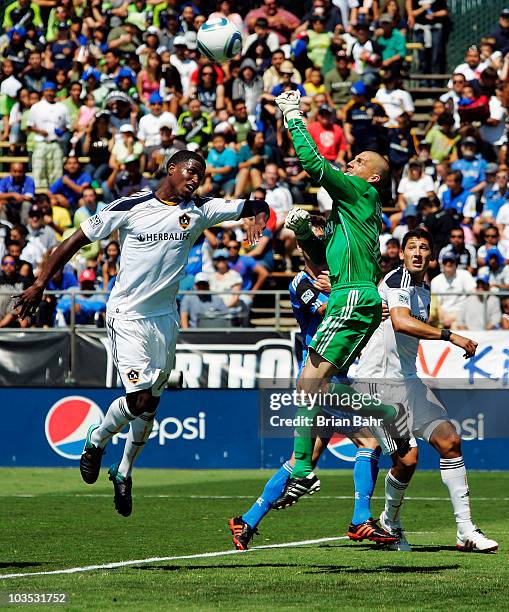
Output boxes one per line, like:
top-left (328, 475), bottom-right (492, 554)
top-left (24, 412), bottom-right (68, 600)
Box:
top-left (1, 388), bottom-right (508, 471)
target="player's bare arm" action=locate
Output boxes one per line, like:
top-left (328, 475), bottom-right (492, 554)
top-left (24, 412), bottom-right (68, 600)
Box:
top-left (14, 228), bottom-right (91, 320)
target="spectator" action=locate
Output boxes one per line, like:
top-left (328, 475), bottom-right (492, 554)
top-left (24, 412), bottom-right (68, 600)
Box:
top-left (376, 12), bottom-right (406, 72)
top-left (245, 186), bottom-right (275, 272)
top-left (137, 91), bottom-right (178, 155)
top-left (451, 45), bottom-right (483, 83)
top-left (21, 203), bottom-right (58, 267)
top-left (397, 158), bottom-right (435, 211)
top-left (440, 73), bottom-right (465, 129)
top-left (424, 111), bottom-right (459, 163)
top-left (261, 163), bottom-right (293, 231)
top-left (349, 22), bottom-right (383, 78)
top-left (110, 124), bottom-right (144, 170)
top-left (456, 275), bottom-right (501, 330)
top-left (480, 84), bottom-right (508, 156)
top-left (3, 0), bottom-right (43, 31)
top-left (438, 227), bottom-right (478, 275)
top-left (56, 268), bottom-right (106, 325)
top-left (456, 84), bottom-right (490, 125)
top-left (308, 105), bottom-right (347, 166)
top-left (477, 226), bottom-right (509, 265)
top-left (180, 272), bottom-right (228, 329)
top-left (175, 97), bottom-right (212, 151)
top-left (430, 256), bottom-right (476, 328)
top-left (169, 35), bottom-right (198, 96)
top-left (186, 62), bottom-right (225, 118)
top-left (136, 50), bottom-right (162, 105)
top-left (274, 132), bottom-right (308, 202)
top-left (209, 249), bottom-right (243, 311)
top-left (0, 253), bottom-right (29, 328)
top-left (245, 0), bottom-right (300, 47)
top-left (392, 204), bottom-right (419, 243)
top-left (27, 81), bottom-right (70, 189)
top-left (234, 130), bottom-right (272, 197)
top-left (146, 124), bottom-right (185, 175)
top-left (243, 17), bottom-right (280, 54)
top-left (37, 258), bottom-right (79, 327)
top-left (81, 111), bottom-right (114, 185)
top-left (263, 49), bottom-right (302, 93)
top-left (440, 170), bottom-right (477, 221)
top-left (490, 8), bottom-right (509, 53)
top-left (387, 112), bottom-right (417, 186)
top-left (385, 237), bottom-right (401, 269)
top-left (203, 133), bottom-right (238, 197)
top-left (501, 295), bottom-right (509, 329)
top-left (228, 99), bottom-right (256, 147)
top-left (101, 240), bottom-right (120, 289)
top-left (305, 13), bottom-right (333, 68)
top-left (102, 155), bottom-right (151, 203)
top-left (343, 81), bottom-right (387, 156)
top-left (49, 156), bottom-right (92, 210)
top-left (375, 71), bottom-right (414, 128)
top-left (38, 194), bottom-right (72, 239)
top-left (233, 58), bottom-right (265, 117)
top-left (227, 239), bottom-right (269, 305)
top-left (21, 50), bottom-right (55, 94)
top-left (478, 249), bottom-right (509, 290)
top-left (0, 162), bottom-right (35, 224)
top-left (479, 167), bottom-right (509, 232)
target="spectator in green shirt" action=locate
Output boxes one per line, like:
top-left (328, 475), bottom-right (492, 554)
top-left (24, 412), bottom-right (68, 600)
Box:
top-left (376, 13), bottom-right (407, 73)
top-left (2, 0), bottom-right (42, 30)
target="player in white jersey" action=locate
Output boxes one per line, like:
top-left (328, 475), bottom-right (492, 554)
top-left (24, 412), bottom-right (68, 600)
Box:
top-left (15, 150), bottom-right (269, 517)
top-left (355, 228), bottom-right (498, 553)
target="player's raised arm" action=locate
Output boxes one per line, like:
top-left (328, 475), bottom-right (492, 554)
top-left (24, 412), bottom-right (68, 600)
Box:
top-left (275, 91), bottom-right (389, 206)
top-left (14, 228), bottom-right (91, 319)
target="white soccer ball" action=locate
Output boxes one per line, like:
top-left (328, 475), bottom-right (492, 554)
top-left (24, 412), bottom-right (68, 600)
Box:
top-left (197, 17), bottom-right (242, 64)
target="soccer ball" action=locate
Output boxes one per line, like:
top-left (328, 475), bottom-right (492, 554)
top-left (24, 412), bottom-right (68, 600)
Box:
top-left (197, 17), bottom-right (242, 64)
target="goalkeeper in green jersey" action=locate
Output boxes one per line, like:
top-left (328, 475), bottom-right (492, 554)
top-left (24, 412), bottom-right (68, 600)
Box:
top-left (273, 90), bottom-right (392, 508)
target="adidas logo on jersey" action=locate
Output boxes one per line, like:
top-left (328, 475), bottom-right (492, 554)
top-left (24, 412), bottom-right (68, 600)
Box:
top-left (137, 232), bottom-right (191, 242)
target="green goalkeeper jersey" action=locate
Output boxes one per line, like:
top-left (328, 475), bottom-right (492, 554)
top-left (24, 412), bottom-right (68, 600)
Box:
top-left (288, 117), bottom-right (382, 287)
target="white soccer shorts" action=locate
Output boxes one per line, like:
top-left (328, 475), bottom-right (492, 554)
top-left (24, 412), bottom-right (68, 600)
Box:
top-left (106, 314), bottom-right (179, 396)
top-left (356, 378), bottom-right (449, 456)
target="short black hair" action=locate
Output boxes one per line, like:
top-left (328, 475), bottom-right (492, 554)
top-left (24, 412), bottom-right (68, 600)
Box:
top-left (309, 214), bottom-right (326, 231)
top-left (166, 150), bottom-right (206, 172)
top-left (386, 237), bottom-right (400, 248)
top-left (402, 227), bottom-right (434, 252)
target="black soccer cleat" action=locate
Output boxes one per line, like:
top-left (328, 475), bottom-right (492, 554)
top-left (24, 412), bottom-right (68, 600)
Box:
top-left (272, 472), bottom-right (321, 509)
top-left (228, 516), bottom-right (258, 551)
top-left (108, 462), bottom-right (132, 517)
top-left (80, 425), bottom-right (104, 484)
top-left (347, 518), bottom-right (399, 544)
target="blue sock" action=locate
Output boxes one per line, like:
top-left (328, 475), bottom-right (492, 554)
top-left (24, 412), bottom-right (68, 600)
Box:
top-left (351, 448), bottom-right (380, 525)
top-left (242, 461), bottom-right (292, 528)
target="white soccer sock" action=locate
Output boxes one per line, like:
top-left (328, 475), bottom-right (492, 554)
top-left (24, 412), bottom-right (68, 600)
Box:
top-left (440, 456), bottom-right (474, 535)
top-left (385, 471), bottom-right (409, 524)
top-left (91, 397), bottom-right (136, 449)
top-left (117, 411), bottom-right (156, 478)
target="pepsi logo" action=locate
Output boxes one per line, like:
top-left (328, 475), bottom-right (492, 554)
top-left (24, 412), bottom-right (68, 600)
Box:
top-left (45, 396), bottom-right (104, 460)
top-left (327, 432), bottom-right (357, 462)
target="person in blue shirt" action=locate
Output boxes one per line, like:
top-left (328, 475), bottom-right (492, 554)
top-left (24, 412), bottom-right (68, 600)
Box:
top-left (56, 268), bottom-right (105, 325)
top-left (482, 167), bottom-right (509, 223)
top-left (0, 162), bottom-right (35, 224)
top-left (203, 133), bottom-right (238, 196)
top-left (270, 63), bottom-right (307, 98)
top-left (49, 156), bottom-right (92, 210)
top-left (226, 238), bottom-right (269, 307)
top-left (441, 170), bottom-right (477, 219)
top-left (228, 215), bottom-right (393, 551)
top-left (451, 137), bottom-right (487, 195)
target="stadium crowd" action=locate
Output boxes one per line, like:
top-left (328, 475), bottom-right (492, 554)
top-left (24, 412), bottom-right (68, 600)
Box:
top-left (1, 0), bottom-right (509, 330)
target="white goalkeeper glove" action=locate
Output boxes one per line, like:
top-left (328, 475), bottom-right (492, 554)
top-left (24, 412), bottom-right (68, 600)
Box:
top-left (284, 207), bottom-right (312, 239)
top-left (275, 90), bottom-right (302, 127)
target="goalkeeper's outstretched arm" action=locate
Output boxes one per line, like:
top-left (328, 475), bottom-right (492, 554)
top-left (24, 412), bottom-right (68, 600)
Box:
top-left (275, 91), bottom-right (363, 205)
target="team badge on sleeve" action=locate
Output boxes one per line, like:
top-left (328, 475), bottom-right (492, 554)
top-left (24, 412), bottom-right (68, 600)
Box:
top-left (89, 214), bottom-right (103, 229)
top-left (301, 289), bottom-right (314, 304)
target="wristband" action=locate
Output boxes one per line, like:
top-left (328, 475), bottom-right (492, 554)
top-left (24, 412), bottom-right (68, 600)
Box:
top-left (440, 329), bottom-right (452, 341)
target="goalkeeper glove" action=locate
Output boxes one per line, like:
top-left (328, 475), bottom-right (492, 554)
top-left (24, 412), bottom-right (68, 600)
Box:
top-left (275, 90), bottom-right (302, 127)
top-left (284, 207), bottom-right (312, 240)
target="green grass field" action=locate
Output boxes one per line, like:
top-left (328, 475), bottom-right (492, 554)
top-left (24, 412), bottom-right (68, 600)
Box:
top-left (0, 468), bottom-right (507, 611)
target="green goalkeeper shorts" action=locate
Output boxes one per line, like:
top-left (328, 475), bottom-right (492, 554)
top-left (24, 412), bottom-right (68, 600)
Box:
top-left (308, 284), bottom-right (382, 371)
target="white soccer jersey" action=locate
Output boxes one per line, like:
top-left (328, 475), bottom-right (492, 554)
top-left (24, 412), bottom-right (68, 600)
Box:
top-left (356, 266), bottom-right (431, 380)
top-left (81, 189), bottom-right (245, 320)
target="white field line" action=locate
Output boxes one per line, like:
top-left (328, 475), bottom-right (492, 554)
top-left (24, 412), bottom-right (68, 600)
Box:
top-left (0, 536), bottom-right (349, 580)
top-left (3, 494), bottom-right (509, 501)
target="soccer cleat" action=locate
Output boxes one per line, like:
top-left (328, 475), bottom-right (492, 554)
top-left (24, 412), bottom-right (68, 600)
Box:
top-left (379, 511), bottom-right (412, 551)
top-left (108, 462), bottom-right (132, 517)
top-left (79, 425), bottom-right (104, 484)
top-left (228, 516), bottom-right (258, 551)
top-left (272, 472), bottom-right (321, 509)
top-left (457, 528), bottom-right (498, 553)
top-left (347, 518), bottom-right (399, 544)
